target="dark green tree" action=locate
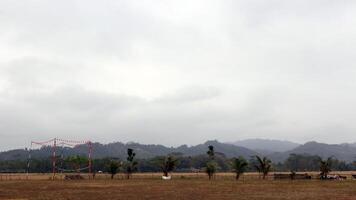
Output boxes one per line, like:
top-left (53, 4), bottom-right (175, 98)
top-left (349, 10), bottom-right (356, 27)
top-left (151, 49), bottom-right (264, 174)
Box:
top-left (319, 157), bottom-right (333, 179)
top-left (205, 161), bottom-right (217, 180)
top-left (160, 155), bottom-right (179, 177)
top-left (66, 155), bottom-right (88, 173)
top-left (285, 154), bottom-right (320, 172)
top-left (108, 160), bottom-right (120, 179)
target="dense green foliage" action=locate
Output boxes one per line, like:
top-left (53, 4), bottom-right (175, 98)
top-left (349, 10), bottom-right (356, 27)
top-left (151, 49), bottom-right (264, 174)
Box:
top-left (65, 155), bottom-right (88, 172)
top-left (107, 160), bottom-right (120, 179)
top-left (159, 155), bottom-right (179, 176)
top-left (1, 153), bottom-right (356, 174)
top-left (273, 154), bottom-right (356, 172)
top-left (205, 161), bottom-right (217, 180)
top-left (319, 157), bottom-right (333, 179)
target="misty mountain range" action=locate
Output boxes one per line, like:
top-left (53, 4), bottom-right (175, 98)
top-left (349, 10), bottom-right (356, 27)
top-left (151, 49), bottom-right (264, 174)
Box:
top-left (1, 139), bottom-right (356, 163)
top-left (231, 139), bottom-right (300, 153)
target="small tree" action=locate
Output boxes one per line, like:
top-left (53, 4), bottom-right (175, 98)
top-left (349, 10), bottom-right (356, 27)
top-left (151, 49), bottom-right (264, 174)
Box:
top-left (125, 148), bottom-right (138, 179)
top-left (66, 155), bottom-right (88, 174)
top-left (206, 161), bottom-right (217, 180)
top-left (205, 145), bottom-right (217, 180)
top-left (319, 157), bottom-right (333, 179)
top-left (108, 160), bottom-right (120, 179)
top-left (232, 156), bottom-right (248, 180)
top-left (161, 155), bottom-right (178, 177)
top-left (254, 156), bottom-right (272, 179)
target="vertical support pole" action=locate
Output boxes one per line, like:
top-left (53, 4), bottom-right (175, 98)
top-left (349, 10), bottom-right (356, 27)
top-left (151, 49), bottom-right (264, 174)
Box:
top-left (52, 138), bottom-right (57, 180)
top-left (26, 142), bottom-right (33, 180)
top-left (88, 141), bottom-right (92, 175)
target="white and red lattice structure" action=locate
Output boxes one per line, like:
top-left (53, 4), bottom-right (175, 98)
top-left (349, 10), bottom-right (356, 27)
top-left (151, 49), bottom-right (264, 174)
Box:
top-left (27, 138), bottom-right (93, 179)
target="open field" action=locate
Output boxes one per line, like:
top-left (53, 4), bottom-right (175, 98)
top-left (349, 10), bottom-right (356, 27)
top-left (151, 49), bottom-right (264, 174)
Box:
top-left (1, 173), bottom-right (356, 200)
top-left (2, 171), bottom-right (356, 180)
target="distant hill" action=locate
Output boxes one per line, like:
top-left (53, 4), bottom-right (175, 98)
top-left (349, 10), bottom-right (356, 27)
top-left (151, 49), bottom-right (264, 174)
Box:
top-left (176, 140), bottom-right (258, 158)
top-left (269, 141), bottom-right (356, 163)
top-left (231, 139), bottom-right (300, 153)
top-left (0, 140), bottom-right (257, 161)
top-left (341, 142), bottom-right (356, 148)
top-left (3, 140), bottom-right (356, 163)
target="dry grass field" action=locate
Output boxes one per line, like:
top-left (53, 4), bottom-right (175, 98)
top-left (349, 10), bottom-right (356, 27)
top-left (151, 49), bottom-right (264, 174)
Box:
top-left (1, 173), bottom-right (356, 200)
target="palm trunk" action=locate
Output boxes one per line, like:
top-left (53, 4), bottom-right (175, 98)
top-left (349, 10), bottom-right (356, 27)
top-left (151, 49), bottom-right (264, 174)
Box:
top-left (236, 173), bottom-right (240, 180)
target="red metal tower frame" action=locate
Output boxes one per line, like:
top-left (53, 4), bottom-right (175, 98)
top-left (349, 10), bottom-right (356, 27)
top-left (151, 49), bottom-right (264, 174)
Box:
top-left (28, 138), bottom-right (93, 179)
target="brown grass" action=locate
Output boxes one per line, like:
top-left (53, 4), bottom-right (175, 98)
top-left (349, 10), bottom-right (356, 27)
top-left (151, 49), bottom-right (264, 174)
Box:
top-left (1, 173), bottom-right (356, 200)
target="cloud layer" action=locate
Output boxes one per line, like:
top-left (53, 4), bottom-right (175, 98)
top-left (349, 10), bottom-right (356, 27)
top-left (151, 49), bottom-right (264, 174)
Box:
top-left (0, 0), bottom-right (356, 150)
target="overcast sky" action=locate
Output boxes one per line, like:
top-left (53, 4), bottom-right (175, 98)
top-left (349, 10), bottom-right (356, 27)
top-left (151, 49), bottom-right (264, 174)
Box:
top-left (0, 0), bottom-right (356, 150)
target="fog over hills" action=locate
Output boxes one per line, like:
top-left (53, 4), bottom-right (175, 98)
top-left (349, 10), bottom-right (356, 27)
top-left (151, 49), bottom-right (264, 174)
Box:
top-left (231, 139), bottom-right (300, 153)
top-left (1, 139), bottom-right (356, 163)
top-left (0, 140), bottom-right (257, 161)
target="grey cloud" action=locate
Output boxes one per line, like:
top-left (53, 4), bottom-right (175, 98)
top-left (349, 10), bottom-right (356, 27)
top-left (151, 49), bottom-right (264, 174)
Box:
top-left (1, 0), bottom-right (356, 150)
top-left (154, 86), bottom-right (221, 104)
top-left (0, 85), bottom-right (224, 150)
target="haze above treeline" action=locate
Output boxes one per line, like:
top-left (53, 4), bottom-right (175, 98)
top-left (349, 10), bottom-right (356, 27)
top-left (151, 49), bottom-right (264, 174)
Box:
top-left (2, 139), bottom-right (356, 163)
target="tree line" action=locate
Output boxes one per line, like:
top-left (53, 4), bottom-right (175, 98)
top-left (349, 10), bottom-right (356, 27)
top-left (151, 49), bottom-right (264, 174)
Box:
top-left (1, 146), bottom-right (356, 180)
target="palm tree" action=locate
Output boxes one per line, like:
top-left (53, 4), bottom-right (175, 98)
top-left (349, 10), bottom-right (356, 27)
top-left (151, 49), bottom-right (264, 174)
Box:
top-left (161, 155), bottom-right (178, 177)
top-left (232, 157), bottom-right (248, 180)
top-left (319, 157), bottom-right (333, 179)
top-left (254, 156), bottom-right (272, 179)
top-left (125, 148), bottom-right (138, 179)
